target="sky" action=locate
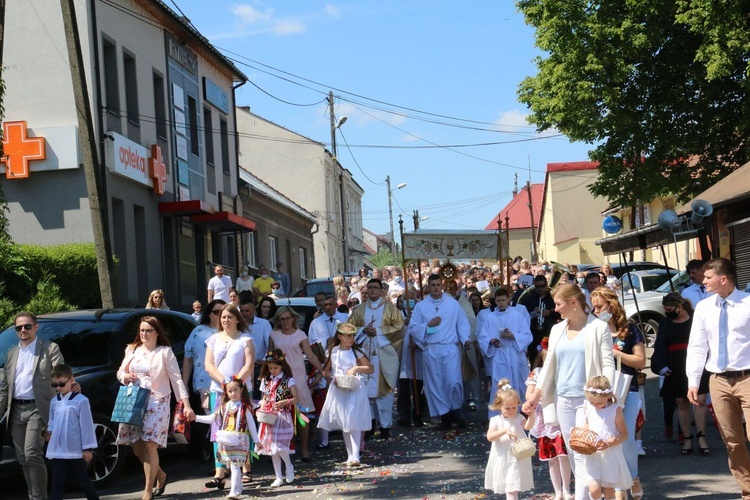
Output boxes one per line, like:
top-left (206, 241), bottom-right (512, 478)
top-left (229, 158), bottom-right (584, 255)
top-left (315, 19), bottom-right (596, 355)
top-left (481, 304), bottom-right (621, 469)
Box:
top-left (175, 1), bottom-right (593, 238)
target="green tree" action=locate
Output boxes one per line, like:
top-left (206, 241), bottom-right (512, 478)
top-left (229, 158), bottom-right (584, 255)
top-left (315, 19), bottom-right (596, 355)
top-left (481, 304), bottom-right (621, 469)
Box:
top-left (370, 247), bottom-right (402, 269)
top-left (516, 0), bottom-right (750, 208)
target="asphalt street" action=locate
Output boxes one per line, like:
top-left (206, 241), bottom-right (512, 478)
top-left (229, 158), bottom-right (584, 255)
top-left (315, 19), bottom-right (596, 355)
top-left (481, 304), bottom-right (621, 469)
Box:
top-left (1, 354), bottom-right (745, 499)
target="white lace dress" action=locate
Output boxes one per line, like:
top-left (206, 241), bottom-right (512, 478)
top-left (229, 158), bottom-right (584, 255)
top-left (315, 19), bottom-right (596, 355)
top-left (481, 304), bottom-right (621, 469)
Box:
top-left (578, 400), bottom-right (633, 489)
top-left (484, 413), bottom-right (534, 494)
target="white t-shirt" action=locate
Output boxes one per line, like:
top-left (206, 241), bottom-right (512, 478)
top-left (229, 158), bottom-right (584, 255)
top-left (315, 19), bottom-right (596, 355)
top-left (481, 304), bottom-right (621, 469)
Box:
top-left (208, 275), bottom-right (233, 302)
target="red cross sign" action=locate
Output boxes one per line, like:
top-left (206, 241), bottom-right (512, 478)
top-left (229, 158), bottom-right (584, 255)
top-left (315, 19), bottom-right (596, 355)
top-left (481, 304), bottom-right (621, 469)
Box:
top-left (149, 144), bottom-right (167, 195)
top-left (1, 121), bottom-right (46, 179)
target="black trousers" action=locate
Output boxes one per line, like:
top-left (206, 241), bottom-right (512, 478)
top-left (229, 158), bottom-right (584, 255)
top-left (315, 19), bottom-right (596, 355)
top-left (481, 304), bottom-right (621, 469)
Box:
top-left (397, 378), bottom-right (427, 423)
top-left (50, 458), bottom-right (99, 500)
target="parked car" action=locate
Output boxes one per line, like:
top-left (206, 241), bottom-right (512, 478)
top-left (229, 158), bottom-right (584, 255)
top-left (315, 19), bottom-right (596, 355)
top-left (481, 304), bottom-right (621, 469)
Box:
top-left (272, 297), bottom-right (319, 334)
top-left (618, 269), bottom-right (678, 295)
top-left (291, 274), bottom-right (359, 298)
top-left (0, 309), bottom-right (201, 488)
top-left (579, 261), bottom-right (674, 279)
top-left (621, 270), bottom-right (691, 347)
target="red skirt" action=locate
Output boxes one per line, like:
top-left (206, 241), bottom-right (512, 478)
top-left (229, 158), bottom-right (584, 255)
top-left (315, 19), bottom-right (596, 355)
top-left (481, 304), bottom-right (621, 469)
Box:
top-left (538, 435), bottom-right (567, 461)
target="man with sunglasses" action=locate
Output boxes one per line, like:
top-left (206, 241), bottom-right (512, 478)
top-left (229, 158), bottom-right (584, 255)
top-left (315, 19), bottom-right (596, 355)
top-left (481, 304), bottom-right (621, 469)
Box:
top-left (0, 311), bottom-right (64, 500)
top-left (520, 275), bottom-right (560, 364)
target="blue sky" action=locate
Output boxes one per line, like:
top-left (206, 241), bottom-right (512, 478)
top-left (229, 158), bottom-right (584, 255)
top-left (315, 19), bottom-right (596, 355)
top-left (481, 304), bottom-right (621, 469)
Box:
top-left (176, 1), bottom-right (592, 238)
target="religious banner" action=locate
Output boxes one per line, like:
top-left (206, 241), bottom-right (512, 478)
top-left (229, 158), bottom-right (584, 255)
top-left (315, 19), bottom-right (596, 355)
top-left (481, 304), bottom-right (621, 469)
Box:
top-left (402, 230), bottom-right (506, 260)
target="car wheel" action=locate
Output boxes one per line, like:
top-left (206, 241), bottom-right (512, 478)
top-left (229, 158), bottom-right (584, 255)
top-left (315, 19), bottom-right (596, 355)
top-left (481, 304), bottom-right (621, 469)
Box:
top-left (87, 415), bottom-right (127, 488)
top-left (642, 319), bottom-right (660, 348)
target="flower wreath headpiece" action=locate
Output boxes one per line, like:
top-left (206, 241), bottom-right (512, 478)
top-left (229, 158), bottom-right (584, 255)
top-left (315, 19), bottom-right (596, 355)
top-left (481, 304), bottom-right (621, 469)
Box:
top-left (499, 384), bottom-right (513, 391)
top-left (584, 386), bottom-right (613, 395)
top-left (265, 351), bottom-right (286, 363)
top-left (221, 375), bottom-right (244, 390)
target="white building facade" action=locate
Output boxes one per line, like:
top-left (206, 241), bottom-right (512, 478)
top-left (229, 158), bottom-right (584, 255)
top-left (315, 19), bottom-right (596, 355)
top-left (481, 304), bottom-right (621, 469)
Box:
top-left (236, 107), bottom-right (364, 277)
top-left (1, 0), bottom-right (251, 307)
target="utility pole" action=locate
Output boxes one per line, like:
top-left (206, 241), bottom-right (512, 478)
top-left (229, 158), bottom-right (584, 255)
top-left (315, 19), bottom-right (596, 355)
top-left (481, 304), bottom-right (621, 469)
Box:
top-left (60, 0), bottom-right (115, 307)
top-left (387, 175), bottom-right (396, 254)
top-left (328, 91), bottom-right (348, 274)
top-left (526, 181), bottom-right (538, 264)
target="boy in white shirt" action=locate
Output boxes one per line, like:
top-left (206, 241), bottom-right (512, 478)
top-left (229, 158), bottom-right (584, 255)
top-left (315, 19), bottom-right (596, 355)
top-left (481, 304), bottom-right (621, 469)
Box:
top-left (46, 363), bottom-right (99, 500)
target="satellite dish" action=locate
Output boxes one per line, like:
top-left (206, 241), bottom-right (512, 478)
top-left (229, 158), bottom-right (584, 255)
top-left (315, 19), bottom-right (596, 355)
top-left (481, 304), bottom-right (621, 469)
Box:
top-left (658, 209), bottom-right (682, 231)
top-left (690, 199), bottom-right (714, 225)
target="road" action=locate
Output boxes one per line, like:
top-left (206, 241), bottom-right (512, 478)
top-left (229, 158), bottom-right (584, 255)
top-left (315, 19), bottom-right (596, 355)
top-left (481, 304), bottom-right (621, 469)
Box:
top-left (1, 368), bottom-right (744, 499)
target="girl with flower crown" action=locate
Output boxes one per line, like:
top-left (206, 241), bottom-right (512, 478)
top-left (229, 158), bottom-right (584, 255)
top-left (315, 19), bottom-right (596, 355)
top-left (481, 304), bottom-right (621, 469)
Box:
top-left (192, 376), bottom-right (258, 500)
top-left (578, 376), bottom-right (632, 499)
top-left (484, 378), bottom-right (535, 499)
top-left (255, 349), bottom-right (299, 488)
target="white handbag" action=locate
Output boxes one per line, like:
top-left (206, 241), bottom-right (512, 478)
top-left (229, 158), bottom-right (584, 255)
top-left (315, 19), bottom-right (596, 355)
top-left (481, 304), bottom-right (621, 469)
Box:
top-left (215, 430), bottom-right (249, 447)
top-left (612, 353), bottom-right (633, 404)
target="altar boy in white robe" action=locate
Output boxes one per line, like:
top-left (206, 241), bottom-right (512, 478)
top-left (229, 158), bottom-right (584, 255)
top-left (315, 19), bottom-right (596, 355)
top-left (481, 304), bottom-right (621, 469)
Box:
top-left (478, 287), bottom-right (532, 417)
top-left (409, 274), bottom-right (471, 430)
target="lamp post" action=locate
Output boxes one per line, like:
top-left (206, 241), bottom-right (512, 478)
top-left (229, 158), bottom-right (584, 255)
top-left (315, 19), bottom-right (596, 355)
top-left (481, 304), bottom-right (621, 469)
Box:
top-left (387, 175), bottom-right (407, 254)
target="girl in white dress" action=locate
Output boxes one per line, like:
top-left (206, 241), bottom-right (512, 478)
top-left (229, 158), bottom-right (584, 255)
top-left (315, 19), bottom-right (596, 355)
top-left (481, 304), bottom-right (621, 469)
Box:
top-left (578, 376), bottom-right (632, 499)
top-left (318, 323), bottom-right (374, 467)
top-left (484, 378), bottom-right (535, 499)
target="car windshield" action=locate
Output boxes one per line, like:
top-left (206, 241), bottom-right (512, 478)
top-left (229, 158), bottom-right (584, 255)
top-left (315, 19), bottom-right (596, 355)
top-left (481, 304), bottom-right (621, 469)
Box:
top-left (655, 270), bottom-right (690, 293)
top-left (620, 274), bottom-right (641, 294)
top-left (0, 319), bottom-right (117, 367)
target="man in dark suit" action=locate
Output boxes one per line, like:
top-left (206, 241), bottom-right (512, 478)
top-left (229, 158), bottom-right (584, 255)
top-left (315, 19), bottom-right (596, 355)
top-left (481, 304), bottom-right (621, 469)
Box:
top-left (0, 311), bottom-right (64, 500)
top-left (520, 274), bottom-right (560, 364)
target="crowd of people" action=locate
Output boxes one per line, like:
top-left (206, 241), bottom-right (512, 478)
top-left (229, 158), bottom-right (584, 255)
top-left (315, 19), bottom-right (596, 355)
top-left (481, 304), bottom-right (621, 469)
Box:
top-left (3, 256), bottom-right (750, 500)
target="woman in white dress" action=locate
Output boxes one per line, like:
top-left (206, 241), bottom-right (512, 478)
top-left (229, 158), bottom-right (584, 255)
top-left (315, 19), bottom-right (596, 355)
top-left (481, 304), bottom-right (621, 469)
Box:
top-left (204, 304), bottom-right (254, 489)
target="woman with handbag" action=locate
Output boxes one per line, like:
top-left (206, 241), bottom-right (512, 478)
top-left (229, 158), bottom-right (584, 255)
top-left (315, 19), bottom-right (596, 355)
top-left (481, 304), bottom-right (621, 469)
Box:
top-left (204, 304), bottom-right (254, 489)
top-left (590, 287), bottom-right (646, 500)
top-left (116, 316), bottom-right (195, 500)
top-left (522, 283), bottom-right (615, 500)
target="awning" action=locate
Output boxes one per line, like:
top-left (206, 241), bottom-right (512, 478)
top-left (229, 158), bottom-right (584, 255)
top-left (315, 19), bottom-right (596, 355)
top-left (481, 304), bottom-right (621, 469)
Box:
top-left (676, 161), bottom-right (750, 214)
top-left (595, 221), bottom-right (697, 256)
top-left (191, 211), bottom-right (256, 232)
top-left (158, 200), bottom-right (215, 216)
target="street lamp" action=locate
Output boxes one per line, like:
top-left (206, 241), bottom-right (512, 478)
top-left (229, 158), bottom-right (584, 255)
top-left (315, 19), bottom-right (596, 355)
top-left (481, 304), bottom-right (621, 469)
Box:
top-left (387, 175), bottom-right (407, 254)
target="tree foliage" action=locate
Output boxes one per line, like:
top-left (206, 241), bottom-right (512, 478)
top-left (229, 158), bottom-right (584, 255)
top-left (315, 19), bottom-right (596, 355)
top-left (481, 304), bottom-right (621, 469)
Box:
top-left (516, 0), bottom-right (750, 207)
top-left (369, 247), bottom-right (402, 269)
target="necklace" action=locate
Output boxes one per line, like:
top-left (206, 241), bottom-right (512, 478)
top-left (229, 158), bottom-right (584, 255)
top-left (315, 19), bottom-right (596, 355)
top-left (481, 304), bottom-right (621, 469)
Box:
top-left (431, 295), bottom-right (445, 313)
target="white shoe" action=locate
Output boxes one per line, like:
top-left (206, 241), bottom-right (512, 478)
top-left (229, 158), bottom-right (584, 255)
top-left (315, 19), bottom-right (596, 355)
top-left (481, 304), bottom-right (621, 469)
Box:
top-left (636, 440), bottom-right (646, 456)
top-left (270, 478), bottom-right (284, 488)
top-left (285, 466), bottom-right (295, 483)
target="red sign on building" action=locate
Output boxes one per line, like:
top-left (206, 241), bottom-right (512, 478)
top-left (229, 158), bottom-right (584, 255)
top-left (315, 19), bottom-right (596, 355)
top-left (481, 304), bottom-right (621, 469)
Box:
top-left (1, 121), bottom-right (46, 179)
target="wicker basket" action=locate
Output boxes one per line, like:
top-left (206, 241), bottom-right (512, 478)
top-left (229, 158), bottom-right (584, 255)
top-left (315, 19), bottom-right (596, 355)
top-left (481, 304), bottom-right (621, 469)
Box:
top-left (569, 427), bottom-right (600, 455)
top-left (256, 410), bottom-right (277, 425)
top-left (510, 437), bottom-right (536, 460)
top-left (335, 374), bottom-right (360, 390)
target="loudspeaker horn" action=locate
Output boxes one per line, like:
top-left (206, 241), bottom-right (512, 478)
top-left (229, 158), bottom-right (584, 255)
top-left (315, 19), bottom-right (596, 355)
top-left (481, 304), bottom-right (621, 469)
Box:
top-left (657, 209), bottom-right (682, 231)
top-left (690, 199), bottom-right (713, 225)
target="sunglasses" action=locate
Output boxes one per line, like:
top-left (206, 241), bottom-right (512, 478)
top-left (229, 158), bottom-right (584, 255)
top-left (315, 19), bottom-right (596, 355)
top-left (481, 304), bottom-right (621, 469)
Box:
top-left (15, 324), bottom-right (34, 332)
top-left (210, 309), bottom-right (223, 315)
top-left (50, 380), bottom-right (70, 388)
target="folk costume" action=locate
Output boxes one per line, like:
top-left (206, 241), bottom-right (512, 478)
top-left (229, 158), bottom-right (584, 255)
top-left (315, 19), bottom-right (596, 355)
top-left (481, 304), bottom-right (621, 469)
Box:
top-left (348, 297), bottom-right (404, 432)
top-left (195, 396), bottom-right (259, 498)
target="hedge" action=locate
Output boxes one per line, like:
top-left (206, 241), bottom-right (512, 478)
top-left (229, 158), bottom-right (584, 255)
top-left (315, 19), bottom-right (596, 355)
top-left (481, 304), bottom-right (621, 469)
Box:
top-left (2, 243), bottom-right (103, 309)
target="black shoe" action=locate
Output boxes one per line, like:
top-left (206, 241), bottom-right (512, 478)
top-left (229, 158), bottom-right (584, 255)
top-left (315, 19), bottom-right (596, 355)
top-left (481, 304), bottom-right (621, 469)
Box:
top-left (379, 427), bottom-right (391, 439)
top-left (153, 472), bottom-right (169, 497)
top-left (456, 417), bottom-right (467, 429)
top-left (396, 418), bottom-right (411, 428)
top-left (316, 443), bottom-right (330, 450)
top-left (413, 418), bottom-right (424, 428)
top-left (436, 414), bottom-right (452, 431)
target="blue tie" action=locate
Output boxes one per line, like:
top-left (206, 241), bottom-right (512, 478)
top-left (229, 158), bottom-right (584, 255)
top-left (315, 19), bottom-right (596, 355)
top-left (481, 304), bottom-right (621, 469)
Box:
top-left (699, 285), bottom-right (706, 300)
top-left (717, 299), bottom-right (729, 371)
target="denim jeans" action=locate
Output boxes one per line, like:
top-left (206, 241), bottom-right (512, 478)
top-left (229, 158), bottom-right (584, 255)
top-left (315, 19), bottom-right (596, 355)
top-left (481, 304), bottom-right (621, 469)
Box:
top-left (620, 390), bottom-right (640, 480)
